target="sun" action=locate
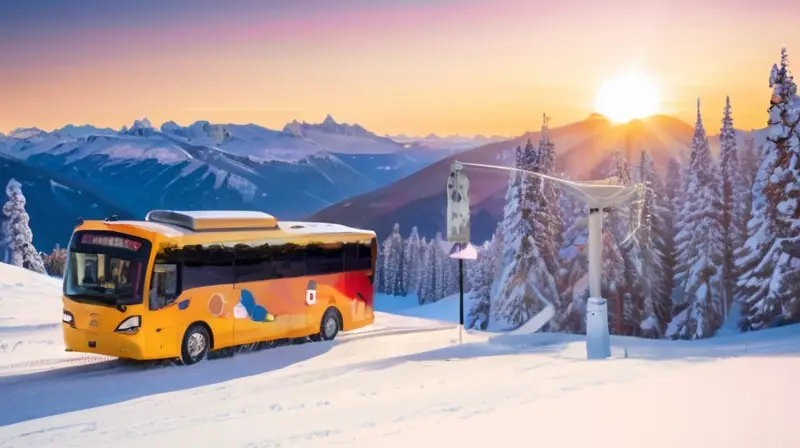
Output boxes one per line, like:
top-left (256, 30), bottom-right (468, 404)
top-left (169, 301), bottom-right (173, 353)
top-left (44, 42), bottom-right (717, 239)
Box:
top-left (594, 72), bottom-right (660, 123)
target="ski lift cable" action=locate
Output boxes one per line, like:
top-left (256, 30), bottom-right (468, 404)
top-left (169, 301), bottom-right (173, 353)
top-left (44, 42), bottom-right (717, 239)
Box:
top-left (452, 160), bottom-right (646, 248)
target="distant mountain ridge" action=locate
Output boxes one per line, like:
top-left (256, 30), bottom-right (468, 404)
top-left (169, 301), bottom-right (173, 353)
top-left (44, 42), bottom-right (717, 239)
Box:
top-left (389, 133), bottom-right (510, 151)
top-left (310, 113), bottom-right (771, 243)
top-left (0, 115), bottom-right (463, 251)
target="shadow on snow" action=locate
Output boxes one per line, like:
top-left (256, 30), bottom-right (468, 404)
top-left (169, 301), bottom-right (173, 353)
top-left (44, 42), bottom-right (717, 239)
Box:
top-left (0, 339), bottom-right (335, 427)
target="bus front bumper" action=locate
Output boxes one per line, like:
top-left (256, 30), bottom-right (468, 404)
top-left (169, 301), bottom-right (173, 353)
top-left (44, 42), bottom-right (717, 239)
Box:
top-left (62, 324), bottom-right (147, 360)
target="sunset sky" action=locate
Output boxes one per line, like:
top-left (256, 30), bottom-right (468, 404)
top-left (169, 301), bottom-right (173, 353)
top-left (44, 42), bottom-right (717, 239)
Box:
top-left (1, 0), bottom-right (798, 137)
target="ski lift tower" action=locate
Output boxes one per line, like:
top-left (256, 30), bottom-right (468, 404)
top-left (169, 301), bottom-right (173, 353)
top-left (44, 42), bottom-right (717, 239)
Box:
top-left (448, 160), bottom-right (644, 359)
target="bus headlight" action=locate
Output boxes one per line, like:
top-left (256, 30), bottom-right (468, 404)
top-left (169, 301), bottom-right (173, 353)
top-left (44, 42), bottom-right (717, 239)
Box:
top-left (115, 315), bottom-right (141, 334)
top-left (62, 310), bottom-right (75, 328)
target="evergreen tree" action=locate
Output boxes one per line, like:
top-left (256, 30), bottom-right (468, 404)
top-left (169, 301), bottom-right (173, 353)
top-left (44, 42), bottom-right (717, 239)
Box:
top-left (739, 135), bottom-right (761, 234)
top-left (740, 135), bottom-right (761, 192)
top-left (602, 228), bottom-right (626, 332)
top-left (417, 240), bottom-right (435, 304)
top-left (737, 48), bottom-right (800, 329)
top-left (374, 241), bottom-right (384, 293)
top-left (467, 240), bottom-right (494, 330)
top-left (537, 115), bottom-right (564, 273)
top-left (381, 223), bottom-right (405, 296)
top-left (780, 98), bottom-right (800, 321)
top-left (663, 157), bottom-right (683, 304)
top-left (637, 151), bottom-right (672, 337)
top-left (2, 179), bottom-right (46, 274)
top-left (606, 149), bottom-right (643, 334)
top-left (403, 227), bottom-right (423, 294)
top-left (493, 137), bottom-right (558, 329)
top-left (718, 96), bottom-right (749, 321)
top-left (556, 176), bottom-right (589, 333)
top-left (667, 99), bottom-right (725, 339)
top-left (432, 232), bottom-right (447, 301)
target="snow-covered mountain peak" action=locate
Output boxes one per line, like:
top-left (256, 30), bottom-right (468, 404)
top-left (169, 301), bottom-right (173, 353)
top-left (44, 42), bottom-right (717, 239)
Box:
top-left (122, 118), bottom-right (156, 137)
top-left (285, 115), bottom-right (377, 139)
top-left (51, 124), bottom-right (115, 139)
top-left (9, 127), bottom-right (47, 139)
top-left (323, 114), bottom-right (338, 126)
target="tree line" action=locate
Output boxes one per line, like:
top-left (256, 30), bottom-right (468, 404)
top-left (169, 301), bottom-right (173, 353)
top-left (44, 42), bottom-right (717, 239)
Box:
top-left (376, 48), bottom-right (799, 339)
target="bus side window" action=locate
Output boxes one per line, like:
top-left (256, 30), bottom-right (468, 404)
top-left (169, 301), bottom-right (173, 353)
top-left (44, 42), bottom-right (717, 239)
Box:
top-left (271, 244), bottom-right (305, 279)
top-left (234, 243), bottom-right (271, 283)
top-left (307, 244), bottom-right (343, 275)
top-left (343, 243), bottom-right (359, 272)
top-left (358, 242), bottom-right (373, 270)
top-left (182, 244), bottom-right (235, 290)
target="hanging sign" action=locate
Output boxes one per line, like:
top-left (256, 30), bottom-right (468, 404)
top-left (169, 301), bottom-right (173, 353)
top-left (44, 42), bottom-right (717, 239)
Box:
top-left (446, 161), bottom-right (470, 243)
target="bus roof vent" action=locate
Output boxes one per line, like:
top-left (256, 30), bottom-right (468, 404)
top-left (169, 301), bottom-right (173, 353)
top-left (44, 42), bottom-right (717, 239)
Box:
top-left (145, 210), bottom-right (278, 232)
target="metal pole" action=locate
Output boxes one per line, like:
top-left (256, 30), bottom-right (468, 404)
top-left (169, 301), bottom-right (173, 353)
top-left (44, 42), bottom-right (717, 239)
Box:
top-left (458, 258), bottom-right (464, 344)
top-left (588, 208), bottom-right (603, 298)
top-left (586, 207), bottom-right (610, 359)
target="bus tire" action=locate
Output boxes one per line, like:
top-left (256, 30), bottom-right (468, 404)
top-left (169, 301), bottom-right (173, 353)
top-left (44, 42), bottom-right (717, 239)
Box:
top-left (311, 308), bottom-right (341, 342)
top-left (180, 324), bottom-right (210, 365)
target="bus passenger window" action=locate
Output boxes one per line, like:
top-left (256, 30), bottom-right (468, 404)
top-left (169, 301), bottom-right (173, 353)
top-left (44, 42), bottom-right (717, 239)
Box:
top-left (149, 264), bottom-right (178, 310)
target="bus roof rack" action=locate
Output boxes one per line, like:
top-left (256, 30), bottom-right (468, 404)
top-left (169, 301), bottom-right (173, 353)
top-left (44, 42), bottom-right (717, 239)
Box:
top-left (145, 210), bottom-right (278, 232)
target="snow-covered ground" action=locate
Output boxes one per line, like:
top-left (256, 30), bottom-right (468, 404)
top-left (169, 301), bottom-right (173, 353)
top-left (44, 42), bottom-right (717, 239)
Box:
top-left (1, 264), bottom-right (799, 447)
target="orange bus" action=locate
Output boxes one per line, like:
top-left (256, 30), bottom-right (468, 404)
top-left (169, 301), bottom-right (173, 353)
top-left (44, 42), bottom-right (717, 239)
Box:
top-left (61, 210), bottom-right (376, 365)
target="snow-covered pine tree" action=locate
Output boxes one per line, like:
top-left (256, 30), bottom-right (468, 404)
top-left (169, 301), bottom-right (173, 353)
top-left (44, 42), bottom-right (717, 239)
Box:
top-left (374, 241), bottom-right (385, 293)
top-left (718, 96), bottom-right (749, 320)
top-left (637, 151), bottom-right (672, 337)
top-left (381, 232), bottom-right (395, 295)
top-left (780, 95), bottom-right (800, 321)
top-left (666, 99), bottom-right (726, 339)
top-left (606, 149), bottom-right (643, 334)
top-left (493, 138), bottom-right (559, 329)
top-left (417, 239), bottom-right (434, 304)
top-left (414, 236), bottom-right (428, 299)
top-left (556, 188), bottom-right (589, 334)
top-left (432, 232), bottom-right (447, 301)
top-left (488, 222), bottom-right (504, 299)
top-left (740, 135), bottom-right (761, 192)
top-left (466, 241), bottom-right (493, 330)
top-left (537, 115), bottom-right (564, 271)
top-left (736, 48), bottom-right (800, 329)
top-left (664, 158), bottom-right (684, 224)
top-left (739, 135), bottom-right (760, 232)
top-left (602, 228), bottom-right (626, 333)
top-left (403, 226), bottom-right (423, 294)
top-left (381, 223), bottom-right (405, 296)
top-left (2, 179), bottom-right (46, 274)
top-left (662, 158), bottom-right (682, 303)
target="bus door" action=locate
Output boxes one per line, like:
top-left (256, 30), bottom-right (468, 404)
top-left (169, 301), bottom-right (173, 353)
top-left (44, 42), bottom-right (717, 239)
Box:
top-left (145, 262), bottom-right (182, 358)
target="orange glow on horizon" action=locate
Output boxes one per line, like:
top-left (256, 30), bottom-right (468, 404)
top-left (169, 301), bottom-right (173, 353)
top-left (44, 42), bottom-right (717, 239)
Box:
top-left (0, 0), bottom-right (796, 137)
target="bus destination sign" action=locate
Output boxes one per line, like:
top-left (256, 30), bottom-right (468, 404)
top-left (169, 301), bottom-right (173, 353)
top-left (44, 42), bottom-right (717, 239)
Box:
top-left (81, 234), bottom-right (142, 251)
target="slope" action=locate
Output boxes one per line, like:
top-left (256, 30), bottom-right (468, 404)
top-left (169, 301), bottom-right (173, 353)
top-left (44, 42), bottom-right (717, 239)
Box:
top-left (0, 262), bottom-right (798, 446)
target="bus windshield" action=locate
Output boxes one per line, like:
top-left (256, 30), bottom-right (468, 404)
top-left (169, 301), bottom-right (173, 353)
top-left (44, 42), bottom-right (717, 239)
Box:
top-left (64, 232), bottom-right (151, 307)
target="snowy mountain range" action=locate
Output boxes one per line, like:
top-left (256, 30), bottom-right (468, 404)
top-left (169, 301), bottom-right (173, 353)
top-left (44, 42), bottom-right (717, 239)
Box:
top-left (312, 113), bottom-right (772, 243)
top-left (389, 133), bottom-right (510, 151)
top-left (0, 115), bottom-right (461, 252)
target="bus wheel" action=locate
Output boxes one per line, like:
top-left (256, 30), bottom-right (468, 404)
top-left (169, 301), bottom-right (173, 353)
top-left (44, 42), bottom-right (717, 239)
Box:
top-left (312, 308), bottom-right (341, 342)
top-left (180, 324), bottom-right (210, 365)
